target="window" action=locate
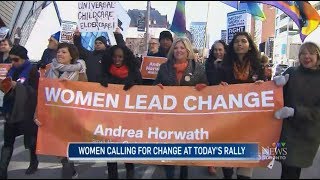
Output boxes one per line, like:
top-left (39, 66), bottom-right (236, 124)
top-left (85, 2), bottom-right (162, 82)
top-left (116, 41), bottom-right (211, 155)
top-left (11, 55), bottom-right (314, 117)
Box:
top-left (80, 32), bottom-right (110, 51)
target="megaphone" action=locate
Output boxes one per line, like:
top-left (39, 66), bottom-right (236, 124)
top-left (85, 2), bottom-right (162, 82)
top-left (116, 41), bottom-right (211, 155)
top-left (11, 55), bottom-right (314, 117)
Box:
top-left (0, 27), bottom-right (10, 41)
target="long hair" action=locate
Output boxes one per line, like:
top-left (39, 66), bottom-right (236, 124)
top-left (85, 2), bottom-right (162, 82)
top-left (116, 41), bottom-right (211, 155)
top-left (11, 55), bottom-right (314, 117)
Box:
top-left (299, 42), bottom-right (320, 68)
top-left (166, 37), bottom-right (195, 63)
top-left (223, 32), bottom-right (261, 71)
top-left (207, 40), bottom-right (228, 63)
top-left (101, 45), bottom-right (139, 73)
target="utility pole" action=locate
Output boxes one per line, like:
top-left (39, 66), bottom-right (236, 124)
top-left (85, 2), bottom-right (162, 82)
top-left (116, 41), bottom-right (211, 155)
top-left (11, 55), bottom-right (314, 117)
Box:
top-left (145, 1), bottom-right (151, 54)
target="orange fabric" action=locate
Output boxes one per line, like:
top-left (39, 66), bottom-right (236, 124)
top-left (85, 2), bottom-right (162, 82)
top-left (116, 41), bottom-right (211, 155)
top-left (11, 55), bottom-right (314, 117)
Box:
top-left (109, 64), bottom-right (129, 79)
top-left (233, 60), bottom-right (251, 81)
top-left (174, 61), bottom-right (188, 83)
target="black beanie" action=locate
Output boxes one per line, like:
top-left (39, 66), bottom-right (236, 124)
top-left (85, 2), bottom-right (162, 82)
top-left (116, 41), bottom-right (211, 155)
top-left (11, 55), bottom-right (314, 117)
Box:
top-left (159, 31), bottom-right (173, 42)
top-left (9, 45), bottom-right (29, 59)
top-left (95, 36), bottom-right (108, 47)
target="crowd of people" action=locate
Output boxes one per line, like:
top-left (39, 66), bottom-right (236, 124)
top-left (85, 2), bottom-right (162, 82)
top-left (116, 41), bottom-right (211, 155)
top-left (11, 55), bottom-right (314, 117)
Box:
top-left (0, 26), bottom-right (319, 179)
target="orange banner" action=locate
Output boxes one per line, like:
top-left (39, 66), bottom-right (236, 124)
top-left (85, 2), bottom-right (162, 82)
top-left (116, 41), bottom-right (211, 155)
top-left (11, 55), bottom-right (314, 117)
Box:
top-left (140, 56), bottom-right (167, 79)
top-left (0, 64), bottom-right (11, 80)
top-left (36, 78), bottom-right (283, 167)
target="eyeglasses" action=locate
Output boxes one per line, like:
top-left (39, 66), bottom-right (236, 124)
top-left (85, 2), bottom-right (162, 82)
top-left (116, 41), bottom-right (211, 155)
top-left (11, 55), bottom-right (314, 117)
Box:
top-left (11, 57), bottom-right (20, 62)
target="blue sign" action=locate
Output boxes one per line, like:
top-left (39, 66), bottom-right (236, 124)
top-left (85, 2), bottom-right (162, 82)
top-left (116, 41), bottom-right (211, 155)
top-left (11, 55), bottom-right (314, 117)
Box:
top-left (281, 44), bottom-right (287, 55)
top-left (68, 143), bottom-right (259, 161)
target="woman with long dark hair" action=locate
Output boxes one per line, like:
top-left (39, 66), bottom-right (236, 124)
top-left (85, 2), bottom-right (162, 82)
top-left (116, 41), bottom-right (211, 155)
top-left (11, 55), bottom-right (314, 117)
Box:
top-left (217, 32), bottom-right (265, 179)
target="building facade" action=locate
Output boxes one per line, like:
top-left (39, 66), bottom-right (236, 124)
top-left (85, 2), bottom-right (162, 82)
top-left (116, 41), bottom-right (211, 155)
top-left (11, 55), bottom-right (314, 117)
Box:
top-left (190, 22), bottom-right (209, 50)
top-left (273, 1), bottom-right (320, 65)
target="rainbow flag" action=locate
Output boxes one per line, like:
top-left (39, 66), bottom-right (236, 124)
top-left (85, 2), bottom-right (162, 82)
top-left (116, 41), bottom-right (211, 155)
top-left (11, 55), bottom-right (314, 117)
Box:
top-left (253, 1), bottom-right (320, 42)
top-left (169, 1), bottom-right (186, 37)
top-left (221, 1), bottom-right (266, 21)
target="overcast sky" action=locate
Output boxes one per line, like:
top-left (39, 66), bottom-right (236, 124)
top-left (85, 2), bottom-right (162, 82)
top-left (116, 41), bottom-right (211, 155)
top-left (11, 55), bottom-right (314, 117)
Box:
top-left (119, 1), bottom-right (235, 46)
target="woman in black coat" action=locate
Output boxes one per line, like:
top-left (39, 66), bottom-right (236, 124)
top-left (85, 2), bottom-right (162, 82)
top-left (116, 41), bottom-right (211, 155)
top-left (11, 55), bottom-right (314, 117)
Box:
top-left (274, 42), bottom-right (320, 179)
top-left (100, 45), bottom-right (142, 179)
top-left (216, 32), bottom-right (265, 179)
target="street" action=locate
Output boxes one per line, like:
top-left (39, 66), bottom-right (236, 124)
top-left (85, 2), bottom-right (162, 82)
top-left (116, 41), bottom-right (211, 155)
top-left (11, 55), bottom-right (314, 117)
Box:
top-left (1, 120), bottom-right (320, 179)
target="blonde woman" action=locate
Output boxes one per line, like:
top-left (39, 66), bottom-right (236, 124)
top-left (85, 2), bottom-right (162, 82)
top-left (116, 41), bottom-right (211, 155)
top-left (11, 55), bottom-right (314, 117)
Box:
top-left (154, 37), bottom-right (208, 179)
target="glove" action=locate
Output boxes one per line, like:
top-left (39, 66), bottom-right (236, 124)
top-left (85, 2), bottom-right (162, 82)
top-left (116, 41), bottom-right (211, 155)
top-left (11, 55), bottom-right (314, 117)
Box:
top-left (273, 74), bottom-right (289, 87)
top-left (123, 83), bottom-right (134, 91)
top-left (274, 106), bottom-right (294, 120)
top-left (195, 83), bottom-right (207, 91)
top-left (156, 83), bottom-right (164, 89)
top-left (100, 79), bottom-right (108, 87)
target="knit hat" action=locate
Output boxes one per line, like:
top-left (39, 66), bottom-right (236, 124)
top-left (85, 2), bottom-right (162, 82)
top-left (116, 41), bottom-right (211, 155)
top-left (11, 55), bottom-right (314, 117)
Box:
top-left (159, 31), bottom-right (173, 42)
top-left (95, 36), bottom-right (108, 47)
top-left (51, 31), bottom-right (61, 41)
top-left (9, 45), bottom-right (29, 59)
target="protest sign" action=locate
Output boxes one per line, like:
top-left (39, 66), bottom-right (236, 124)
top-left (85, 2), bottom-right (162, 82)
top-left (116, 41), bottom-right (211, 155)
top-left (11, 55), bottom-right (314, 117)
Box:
top-left (227, 10), bottom-right (252, 44)
top-left (140, 56), bottom-right (167, 80)
top-left (78, 1), bottom-right (118, 32)
top-left (60, 21), bottom-right (77, 43)
top-left (36, 79), bottom-right (283, 167)
top-left (0, 64), bottom-right (11, 80)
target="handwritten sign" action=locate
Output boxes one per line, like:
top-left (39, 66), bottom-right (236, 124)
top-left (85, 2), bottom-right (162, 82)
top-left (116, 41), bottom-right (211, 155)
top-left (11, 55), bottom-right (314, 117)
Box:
top-left (78, 1), bottom-right (118, 32)
top-left (60, 21), bottom-right (77, 44)
top-left (140, 56), bottom-right (167, 80)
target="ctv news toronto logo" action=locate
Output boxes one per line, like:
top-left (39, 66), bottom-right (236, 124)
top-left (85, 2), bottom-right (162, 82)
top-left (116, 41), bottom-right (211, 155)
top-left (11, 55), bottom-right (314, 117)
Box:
top-left (259, 142), bottom-right (287, 160)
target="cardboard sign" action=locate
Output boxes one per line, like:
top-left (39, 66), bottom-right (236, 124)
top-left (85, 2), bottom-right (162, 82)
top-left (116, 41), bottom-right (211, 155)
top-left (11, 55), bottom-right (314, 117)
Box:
top-left (140, 56), bottom-right (167, 80)
top-left (60, 21), bottom-right (77, 43)
top-left (0, 64), bottom-right (11, 80)
top-left (78, 1), bottom-right (118, 32)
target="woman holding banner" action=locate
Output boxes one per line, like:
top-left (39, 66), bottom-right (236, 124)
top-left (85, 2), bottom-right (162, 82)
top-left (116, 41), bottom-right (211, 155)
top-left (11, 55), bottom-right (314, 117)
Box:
top-left (274, 42), bottom-right (320, 179)
top-left (154, 37), bottom-right (208, 179)
top-left (205, 39), bottom-right (228, 176)
top-left (216, 31), bottom-right (265, 179)
top-left (99, 45), bottom-right (142, 179)
top-left (34, 43), bottom-right (87, 179)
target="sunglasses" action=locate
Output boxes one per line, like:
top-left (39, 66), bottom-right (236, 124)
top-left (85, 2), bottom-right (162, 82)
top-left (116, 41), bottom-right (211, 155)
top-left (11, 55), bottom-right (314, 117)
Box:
top-left (11, 57), bottom-right (20, 62)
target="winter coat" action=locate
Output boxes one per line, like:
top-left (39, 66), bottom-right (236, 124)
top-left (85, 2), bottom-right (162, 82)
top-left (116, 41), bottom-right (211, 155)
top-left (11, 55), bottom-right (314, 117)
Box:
top-left (205, 59), bottom-right (223, 86)
top-left (154, 59), bottom-right (208, 86)
top-left (100, 49), bottom-right (142, 87)
top-left (217, 61), bottom-right (265, 84)
top-left (37, 48), bottom-right (56, 68)
top-left (2, 60), bottom-right (39, 131)
top-left (278, 66), bottom-right (320, 168)
top-left (73, 33), bottom-right (125, 83)
top-left (0, 52), bottom-right (11, 63)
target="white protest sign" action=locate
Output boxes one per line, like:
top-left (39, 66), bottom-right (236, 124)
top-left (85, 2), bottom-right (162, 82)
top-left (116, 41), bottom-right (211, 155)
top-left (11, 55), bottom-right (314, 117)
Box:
top-left (227, 10), bottom-right (251, 44)
top-left (60, 21), bottom-right (77, 43)
top-left (78, 1), bottom-right (118, 32)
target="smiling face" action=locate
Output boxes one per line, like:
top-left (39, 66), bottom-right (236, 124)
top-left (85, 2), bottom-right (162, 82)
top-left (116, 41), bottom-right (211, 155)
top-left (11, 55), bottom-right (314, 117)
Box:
top-left (173, 41), bottom-right (188, 62)
top-left (213, 42), bottom-right (226, 60)
top-left (112, 48), bottom-right (124, 67)
top-left (57, 47), bottom-right (72, 65)
top-left (233, 35), bottom-right (251, 56)
top-left (299, 46), bottom-right (319, 70)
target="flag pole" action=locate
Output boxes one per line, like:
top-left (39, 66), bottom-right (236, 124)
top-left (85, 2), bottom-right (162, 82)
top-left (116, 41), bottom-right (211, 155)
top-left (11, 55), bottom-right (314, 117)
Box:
top-left (145, 1), bottom-right (151, 54)
top-left (202, 1), bottom-right (210, 63)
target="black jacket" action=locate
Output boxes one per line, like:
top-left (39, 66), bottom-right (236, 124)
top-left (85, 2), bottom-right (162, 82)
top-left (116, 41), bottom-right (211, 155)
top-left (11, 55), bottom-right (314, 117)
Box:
top-left (154, 59), bottom-right (207, 86)
top-left (73, 33), bottom-right (126, 83)
top-left (217, 61), bottom-right (265, 84)
top-left (205, 60), bottom-right (223, 86)
top-left (0, 52), bottom-right (11, 63)
top-left (278, 66), bottom-right (320, 167)
top-left (37, 48), bottom-right (56, 68)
